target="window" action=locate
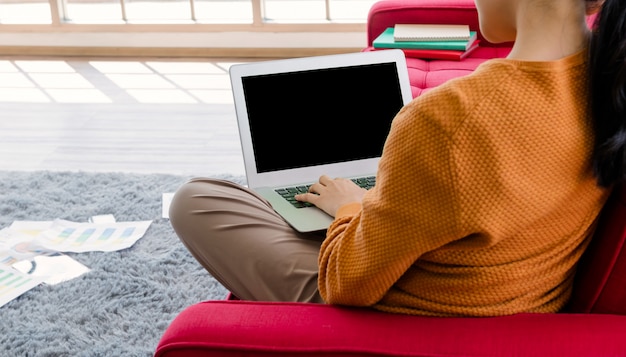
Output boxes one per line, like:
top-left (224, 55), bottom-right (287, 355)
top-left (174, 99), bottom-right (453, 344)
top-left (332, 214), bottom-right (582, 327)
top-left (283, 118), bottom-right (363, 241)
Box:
top-left (0, 0), bottom-right (377, 25)
top-left (0, 0), bottom-right (374, 57)
top-left (0, 0), bottom-right (52, 24)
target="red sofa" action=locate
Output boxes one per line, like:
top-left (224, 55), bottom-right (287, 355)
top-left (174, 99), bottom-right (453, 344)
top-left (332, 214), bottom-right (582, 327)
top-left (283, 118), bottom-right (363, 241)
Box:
top-left (155, 1), bottom-right (626, 356)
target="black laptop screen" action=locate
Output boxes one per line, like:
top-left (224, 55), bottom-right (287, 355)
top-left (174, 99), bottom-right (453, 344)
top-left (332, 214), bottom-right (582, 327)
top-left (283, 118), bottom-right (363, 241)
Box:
top-left (241, 62), bottom-right (406, 173)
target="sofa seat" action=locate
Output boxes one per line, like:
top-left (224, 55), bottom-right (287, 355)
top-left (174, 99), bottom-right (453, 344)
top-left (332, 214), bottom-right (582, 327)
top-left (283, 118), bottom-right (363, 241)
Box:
top-left (155, 299), bottom-right (626, 357)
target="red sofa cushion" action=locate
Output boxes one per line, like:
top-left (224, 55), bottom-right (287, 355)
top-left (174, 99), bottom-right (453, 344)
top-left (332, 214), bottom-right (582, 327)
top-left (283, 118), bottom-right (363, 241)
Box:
top-left (568, 183), bottom-right (626, 314)
top-left (155, 300), bottom-right (626, 357)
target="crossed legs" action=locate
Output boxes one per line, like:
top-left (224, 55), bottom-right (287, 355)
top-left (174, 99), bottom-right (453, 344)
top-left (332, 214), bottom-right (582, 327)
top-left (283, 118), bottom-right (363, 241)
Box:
top-left (168, 178), bottom-right (324, 303)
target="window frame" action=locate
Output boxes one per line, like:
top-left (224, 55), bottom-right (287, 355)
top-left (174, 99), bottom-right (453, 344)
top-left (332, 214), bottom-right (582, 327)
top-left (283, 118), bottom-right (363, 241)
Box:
top-left (0, 0), bottom-right (371, 57)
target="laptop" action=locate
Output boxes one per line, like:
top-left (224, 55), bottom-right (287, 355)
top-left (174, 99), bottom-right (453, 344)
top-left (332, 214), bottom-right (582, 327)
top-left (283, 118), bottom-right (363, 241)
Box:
top-left (229, 49), bottom-right (413, 232)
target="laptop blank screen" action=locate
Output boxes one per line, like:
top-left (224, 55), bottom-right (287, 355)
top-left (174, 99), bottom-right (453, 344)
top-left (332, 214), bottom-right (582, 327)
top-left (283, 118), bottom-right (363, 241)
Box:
top-left (241, 62), bottom-right (405, 173)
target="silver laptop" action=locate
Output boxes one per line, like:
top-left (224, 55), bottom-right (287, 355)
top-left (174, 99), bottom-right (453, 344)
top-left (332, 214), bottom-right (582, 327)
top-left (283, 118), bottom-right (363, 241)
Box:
top-left (229, 49), bottom-right (413, 232)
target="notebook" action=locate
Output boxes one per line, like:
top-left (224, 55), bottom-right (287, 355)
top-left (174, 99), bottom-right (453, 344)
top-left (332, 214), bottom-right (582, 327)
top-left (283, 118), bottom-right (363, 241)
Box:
top-left (393, 24), bottom-right (471, 42)
top-left (229, 49), bottom-right (413, 232)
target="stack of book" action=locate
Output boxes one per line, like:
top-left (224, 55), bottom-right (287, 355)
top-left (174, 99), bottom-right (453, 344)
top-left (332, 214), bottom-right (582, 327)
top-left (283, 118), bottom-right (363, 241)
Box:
top-left (372, 24), bottom-right (479, 61)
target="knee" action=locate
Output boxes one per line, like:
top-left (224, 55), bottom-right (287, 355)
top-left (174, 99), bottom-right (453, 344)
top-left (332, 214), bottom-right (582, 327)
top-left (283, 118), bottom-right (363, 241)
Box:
top-left (168, 181), bottom-right (192, 235)
top-left (168, 178), bottom-right (242, 237)
top-left (168, 179), bottom-right (209, 237)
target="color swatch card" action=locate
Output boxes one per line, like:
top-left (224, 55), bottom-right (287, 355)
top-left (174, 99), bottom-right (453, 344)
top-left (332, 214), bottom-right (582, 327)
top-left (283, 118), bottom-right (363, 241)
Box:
top-left (8, 219), bottom-right (152, 253)
top-left (0, 267), bottom-right (45, 308)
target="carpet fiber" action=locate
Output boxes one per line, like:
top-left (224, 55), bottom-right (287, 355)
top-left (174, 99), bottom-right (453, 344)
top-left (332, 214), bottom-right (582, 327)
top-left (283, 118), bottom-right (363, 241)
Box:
top-left (0, 171), bottom-right (244, 357)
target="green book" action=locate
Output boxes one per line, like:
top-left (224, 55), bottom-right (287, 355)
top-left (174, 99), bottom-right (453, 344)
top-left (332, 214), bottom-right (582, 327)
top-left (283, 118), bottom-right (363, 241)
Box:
top-left (373, 27), bottom-right (477, 51)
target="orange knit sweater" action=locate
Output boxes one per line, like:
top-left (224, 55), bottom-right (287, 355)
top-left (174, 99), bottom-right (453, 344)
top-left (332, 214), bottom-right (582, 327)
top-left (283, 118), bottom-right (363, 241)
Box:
top-left (318, 51), bottom-right (611, 317)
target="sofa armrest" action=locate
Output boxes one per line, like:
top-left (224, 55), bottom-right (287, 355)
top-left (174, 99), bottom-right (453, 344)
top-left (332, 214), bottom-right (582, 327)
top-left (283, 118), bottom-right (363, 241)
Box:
top-left (155, 300), bottom-right (626, 357)
top-left (568, 183), bottom-right (626, 314)
top-left (367, 0), bottom-right (484, 46)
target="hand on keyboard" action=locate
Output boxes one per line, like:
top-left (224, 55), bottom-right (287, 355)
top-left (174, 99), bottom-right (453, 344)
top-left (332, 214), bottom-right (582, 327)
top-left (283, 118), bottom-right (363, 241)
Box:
top-left (292, 175), bottom-right (372, 217)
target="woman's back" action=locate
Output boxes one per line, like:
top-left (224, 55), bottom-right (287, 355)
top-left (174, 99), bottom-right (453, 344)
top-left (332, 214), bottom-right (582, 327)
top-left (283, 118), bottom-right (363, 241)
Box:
top-left (348, 50), bottom-right (610, 316)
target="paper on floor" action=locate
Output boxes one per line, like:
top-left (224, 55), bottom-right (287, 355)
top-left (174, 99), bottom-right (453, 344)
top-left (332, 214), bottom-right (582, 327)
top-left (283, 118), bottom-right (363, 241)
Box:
top-left (9, 219), bottom-right (152, 253)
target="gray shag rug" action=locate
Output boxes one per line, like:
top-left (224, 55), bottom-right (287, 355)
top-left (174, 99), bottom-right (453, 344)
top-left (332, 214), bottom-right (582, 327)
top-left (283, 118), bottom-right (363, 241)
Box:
top-left (0, 171), bottom-right (244, 357)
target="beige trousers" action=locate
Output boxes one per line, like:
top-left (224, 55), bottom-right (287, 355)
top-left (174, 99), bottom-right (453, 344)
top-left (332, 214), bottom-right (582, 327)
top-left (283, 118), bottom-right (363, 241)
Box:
top-left (168, 177), bottom-right (325, 303)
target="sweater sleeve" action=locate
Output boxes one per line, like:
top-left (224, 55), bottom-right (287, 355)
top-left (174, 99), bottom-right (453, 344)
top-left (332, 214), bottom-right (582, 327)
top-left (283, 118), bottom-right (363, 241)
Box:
top-left (318, 92), bottom-right (467, 306)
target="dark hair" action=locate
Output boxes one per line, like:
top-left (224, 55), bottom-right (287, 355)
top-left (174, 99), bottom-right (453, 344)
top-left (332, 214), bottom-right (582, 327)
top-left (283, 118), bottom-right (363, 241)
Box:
top-left (589, 0), bottom-right (626, 187)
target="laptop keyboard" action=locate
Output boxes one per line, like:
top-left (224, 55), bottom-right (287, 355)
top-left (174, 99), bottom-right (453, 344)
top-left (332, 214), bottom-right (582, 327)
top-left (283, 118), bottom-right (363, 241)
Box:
top-left (275, 176), bottom-right (376, 209)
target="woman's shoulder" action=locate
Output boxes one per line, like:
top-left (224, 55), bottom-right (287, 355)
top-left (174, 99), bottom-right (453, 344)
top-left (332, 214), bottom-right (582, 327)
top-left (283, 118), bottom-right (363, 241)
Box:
top-left (404, 53), bottom-right (588, 126)
top-left (396, 61), bottom-right (519, 132)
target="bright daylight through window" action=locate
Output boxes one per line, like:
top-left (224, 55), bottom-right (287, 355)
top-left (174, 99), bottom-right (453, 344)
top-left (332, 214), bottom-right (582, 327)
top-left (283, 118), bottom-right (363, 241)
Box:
top-left (0, 0), bottom-right (376, 25)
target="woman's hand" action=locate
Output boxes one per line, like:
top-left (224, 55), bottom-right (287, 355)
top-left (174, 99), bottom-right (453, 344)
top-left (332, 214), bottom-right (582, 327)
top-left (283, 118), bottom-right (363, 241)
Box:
top-left (295, 175), bottom-right (367, 217)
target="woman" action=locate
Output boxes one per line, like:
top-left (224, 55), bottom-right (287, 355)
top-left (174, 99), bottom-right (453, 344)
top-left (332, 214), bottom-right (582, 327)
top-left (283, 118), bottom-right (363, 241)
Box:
top-left (169, 0), bottom-right (625, 316)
